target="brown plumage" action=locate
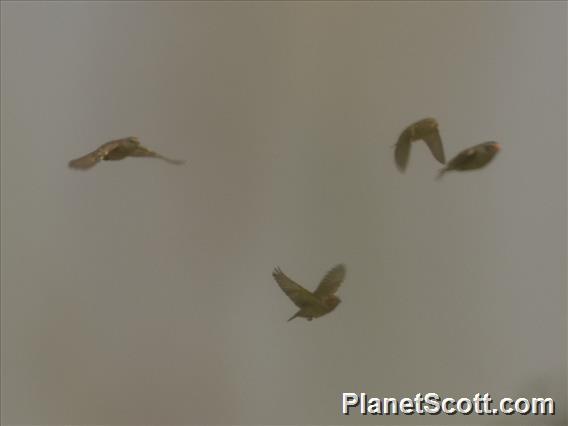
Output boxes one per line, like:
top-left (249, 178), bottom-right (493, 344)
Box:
top-left (437, 141), bottom-right (501, 179)
top-left (68, 137), bottom-right (185, 170)
top-left (395, 118), bottom-right (446, 172)
top-left (272, 264), bottom-right (346, 322)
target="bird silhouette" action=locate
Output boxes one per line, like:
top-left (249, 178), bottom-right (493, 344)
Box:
top-left (437, 141), bottom-right (500, 179)
top-left (394, 118), bottom-right (446, 172)
top-left (272, 264), bottom-right (346, 322)
top-left (68, 137), bottom-right (185, 170)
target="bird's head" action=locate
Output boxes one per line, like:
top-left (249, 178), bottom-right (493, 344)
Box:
top-left (484, 141), bottom-right (501, 154)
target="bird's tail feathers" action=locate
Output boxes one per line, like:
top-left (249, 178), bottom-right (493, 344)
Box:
top-left (132, 147), bottom-right (185, 165)
top-left (151, 151), bottom-right (186, 165)
top-left (287, 311), bottom-right (301, 322)
top-left (157, 154), bottom-right (186, 165)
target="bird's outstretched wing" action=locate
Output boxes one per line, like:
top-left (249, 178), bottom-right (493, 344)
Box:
top-left (395, 118), bottom-right (445, 171)
top-left (68, 140), bottom-right (124, 170)
top-left (422, 128), bottom-right (446, 165)
top-left (394, 128), bottom-right (412, 172)
top-left (272, 267), bottom-right (318, 308)
top-left (314, 264), bottom-right (346, 298)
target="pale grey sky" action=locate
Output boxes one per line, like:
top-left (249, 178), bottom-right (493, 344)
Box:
top-left (1, 1), bottom-right (566, 424)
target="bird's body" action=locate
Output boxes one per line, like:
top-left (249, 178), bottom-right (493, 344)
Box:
top-left (438, 141), bottom-right (500, 178)
top-left (272, 264), bottom-right (345, 322)
top-left (395, 118), bottom-right (446, 172)
top-left (68, 137), bottom-right (185, 170)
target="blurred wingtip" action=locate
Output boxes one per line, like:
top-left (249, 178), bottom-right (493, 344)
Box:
top-left (68, 159), bottom-right (93, 170)
top-left (394, 142), bottom-right (409, 173)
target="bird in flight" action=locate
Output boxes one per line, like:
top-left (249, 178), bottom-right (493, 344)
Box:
top-left (394, 118), bottom-right (446, 172)
top-left (272, 264), bottom-right (346, 322)
top-left (437, 141), bottom-right (501, 179)
top-left (68, 137), bottom-right (185, 170)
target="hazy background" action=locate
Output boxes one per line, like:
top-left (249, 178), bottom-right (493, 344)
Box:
top-left (1, 1), bottom-right (566, 424)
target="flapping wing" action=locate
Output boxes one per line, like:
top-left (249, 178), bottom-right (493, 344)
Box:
top-left (314, 264), bottom-right (346, 298)
top-left (423, 128), bottom-right (446, 165)
top-left (272, 267), bottom-right (318, 308)
top-left (68, 140), bottom-right (122, 170)
top-left (130, 146), bottom-right (186, 165)
top-left (394, 128), bottom-right (412, 172)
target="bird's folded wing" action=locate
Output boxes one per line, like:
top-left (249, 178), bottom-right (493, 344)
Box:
top-left (314, 264), bottom-right (346, 298)
top-left (272, 267), bottom-right (318, 308)
top-left (448, 148), bottom-right (476, 168)
top-left (68, 140), bottom-right (121, 169)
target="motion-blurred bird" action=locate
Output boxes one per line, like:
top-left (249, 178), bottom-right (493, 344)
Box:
top-left (437, 141), bottom-right (501, 179)
top-left (272, 264), bottom-right (346, 322)
top-left (394, 117), bottom-right (446, 172)
top-left (68, 137), bottom-right (185, 170)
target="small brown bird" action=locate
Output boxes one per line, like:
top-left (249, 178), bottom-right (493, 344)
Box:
top-left (437, 141), bottom-right (501, 179)
top-left (68, 137), bottom-right (185, 170)
top-left (394, 118), bottom-right (446, 172)
top-left (272, 264), bottom-right (346, 322)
